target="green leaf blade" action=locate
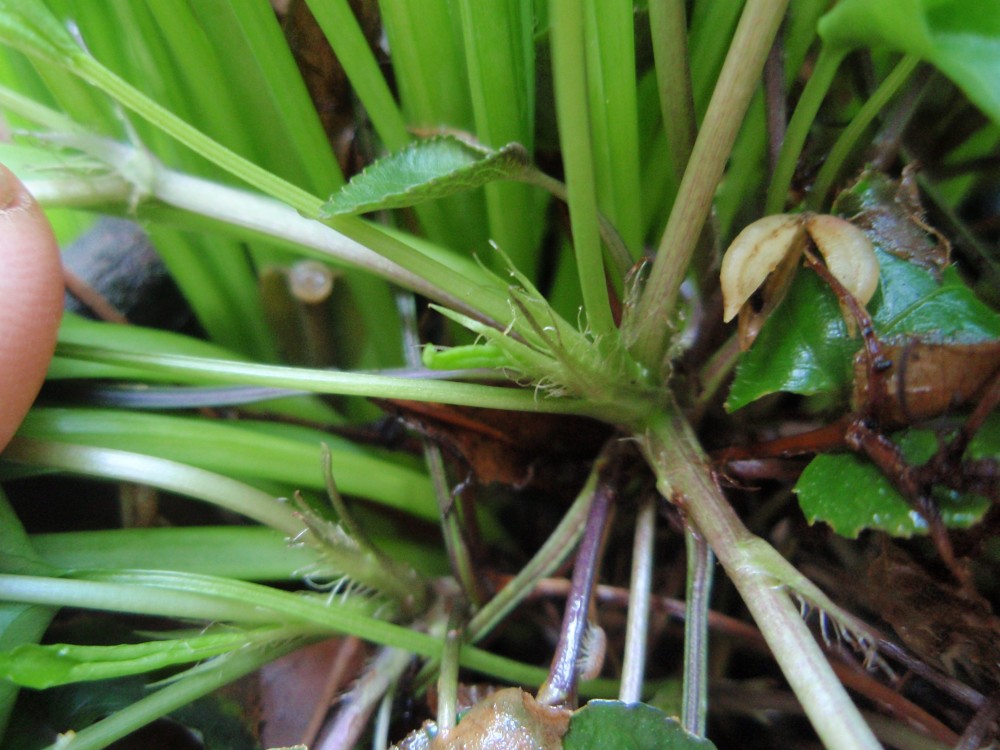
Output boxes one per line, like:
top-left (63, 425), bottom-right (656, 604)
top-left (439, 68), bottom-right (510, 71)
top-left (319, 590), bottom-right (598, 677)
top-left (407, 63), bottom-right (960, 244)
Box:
top-left (319, 136), bottom-right (529, 217)
top-left (564, 701), bottom-right (718, 750)
top-left (819, 0), bottom-right (1000, 125)
top-left (795, 417), bottom-right (998, 538)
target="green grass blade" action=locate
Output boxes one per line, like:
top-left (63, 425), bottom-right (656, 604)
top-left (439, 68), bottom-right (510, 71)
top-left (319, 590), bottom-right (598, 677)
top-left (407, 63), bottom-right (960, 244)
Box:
top-left (304, 0), bottom-right (409, 152)
top-left (458, 0), bottom-right (546, 274)
top-left (32, 527), bottom-right (318, 581)
top-left (584, 0), bottom-right (643, 257)
top-left (549, 0), bottom-right (616, 337)
top-left (378, 0), bottom-right (490, 251)
top-left (15, 408), bottom-right (439, 521)
top-left (2, 437), bottom-right (307, 535)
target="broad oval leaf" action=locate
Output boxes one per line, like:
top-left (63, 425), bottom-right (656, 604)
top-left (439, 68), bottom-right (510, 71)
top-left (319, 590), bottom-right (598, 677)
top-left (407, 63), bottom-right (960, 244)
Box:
top-left (819, 0), bottom-right (1000, 125)
top-left (320, 136), bottom-right (530, 217)
top-left (795, 416), bottom-right (998, 537)
top-left (563, 701), bottom-right (717, 750)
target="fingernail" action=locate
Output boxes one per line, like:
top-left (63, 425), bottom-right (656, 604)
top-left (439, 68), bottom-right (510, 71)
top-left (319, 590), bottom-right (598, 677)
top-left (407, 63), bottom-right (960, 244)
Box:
top-left (0, 165), bottom-right (18, 209)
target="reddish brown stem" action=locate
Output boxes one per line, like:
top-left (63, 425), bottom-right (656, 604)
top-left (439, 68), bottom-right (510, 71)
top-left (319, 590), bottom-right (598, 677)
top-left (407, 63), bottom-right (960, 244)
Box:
top-left (536, 474), bottom-right (616, 706)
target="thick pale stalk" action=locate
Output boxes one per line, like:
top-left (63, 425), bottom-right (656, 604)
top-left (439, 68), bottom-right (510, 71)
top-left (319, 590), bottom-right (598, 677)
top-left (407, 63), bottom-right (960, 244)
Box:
top-left (630, 0), bottom-right (790, 372)
top-left (639, 410), bottom-right (881, 750)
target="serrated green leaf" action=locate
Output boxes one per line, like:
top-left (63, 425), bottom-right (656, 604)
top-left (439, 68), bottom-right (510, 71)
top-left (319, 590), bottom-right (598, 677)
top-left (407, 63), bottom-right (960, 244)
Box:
top-left (795, 416), bottom-right (999, 537)
top-left (319, 136), bottom-right (530, 216)
top-left (819, 0), bottom-right (1000, 125)
top-left (564, 701), bottom-right (717, 750)
top-left (0, 627), bottom-right (279, 689)
top-left (726, 249), bottom-right (1000, 411)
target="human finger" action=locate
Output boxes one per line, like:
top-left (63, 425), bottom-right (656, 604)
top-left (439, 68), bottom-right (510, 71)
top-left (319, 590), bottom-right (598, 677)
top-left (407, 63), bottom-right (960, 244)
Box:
top-left (0, 164), bottom-right (63, 451)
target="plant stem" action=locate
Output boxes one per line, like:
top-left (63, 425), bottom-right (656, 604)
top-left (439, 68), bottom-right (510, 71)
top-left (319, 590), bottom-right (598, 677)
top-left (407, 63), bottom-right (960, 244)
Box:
top-left (20, 141), bottom-right (502, 327)
top-left (426, 446), bottom-right (484, 605)
top-left (648, 0), bottom-right (697, 190)
top-left (458, 0), bottom-right (540, 274)
top-left (316, 646), bottom-right (413, 750)
top-left (0, 566), bottom-right (558, 687)
top-left (638, 409), bottom-right (881, 750)
top-left (764, 27), bottom-right (788, 177)
top-left (467, 464), bottom-right (599, 641)
top-left (54, 343), bottom-right (629, 420)
top-left (70, 56), bottom-right (322, 214)
top-left (765, 44), bottom-right (847, 214)
top-left (0, 574), bottom-right (285, 625)
top-left (144, 159), bottom-right (511, 327)
top-left (537, 472), bottom-right (615, 706)
top-left (692, 334), bottom-right (741, 421)
top-left (630, 0), bottom-right (791, 373)
top-left (619, 493), bottom-right (656, 704)
top-left (409, 456), bottom-right (603, 692)
top-left (30, 526), bottom-right (319, 581)
top-left (521, 168), bottom-right (632, 277)
top-left (808, 54), bottom-right (920, 210)
top-left (398, 292), bottom-right (483, 607)
top-left (681, 526), bottom-right (713, 736)
top-left (438, 606), bottom-right (465, 732)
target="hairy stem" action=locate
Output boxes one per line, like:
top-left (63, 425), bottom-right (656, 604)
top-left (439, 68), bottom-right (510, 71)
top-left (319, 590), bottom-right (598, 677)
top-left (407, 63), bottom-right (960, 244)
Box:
top-left (638, 409), bottom-right (881, 750)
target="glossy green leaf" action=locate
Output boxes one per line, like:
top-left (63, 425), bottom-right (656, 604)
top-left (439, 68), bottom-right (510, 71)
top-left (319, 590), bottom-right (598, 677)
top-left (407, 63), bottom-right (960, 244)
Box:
top-left (320, 136), bottom-right (530, 216)
top-left (819, 0), bottom-right (1000, 125)
top-left (563, 701), bottom-right (717, 750)
top-left (795, 416), bottom-right (999, 537)
top-left (0, 627), bottom-right (283, 689)
top-left (727, 249), bottom-right (1000, 411)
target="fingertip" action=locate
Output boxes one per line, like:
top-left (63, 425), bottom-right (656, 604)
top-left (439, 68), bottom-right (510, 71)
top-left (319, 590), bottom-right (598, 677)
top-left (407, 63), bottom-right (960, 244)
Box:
top-left (0, 164), bottom-right (64, 451)
top-left (0, 163), bottom-right (18, 208)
